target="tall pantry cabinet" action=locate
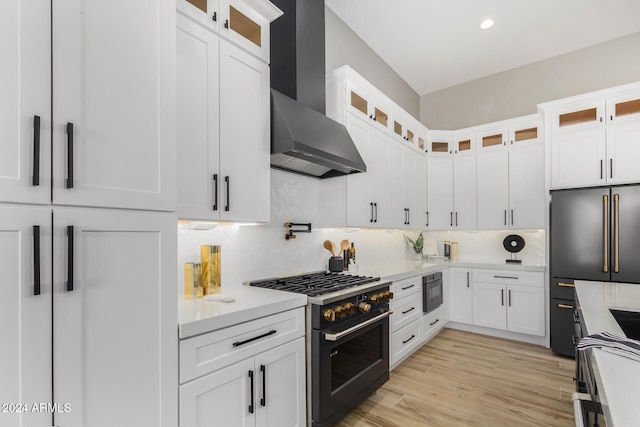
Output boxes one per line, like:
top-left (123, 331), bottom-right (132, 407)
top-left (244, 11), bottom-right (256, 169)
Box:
top-left (0, 1), bottom-right (177, 427)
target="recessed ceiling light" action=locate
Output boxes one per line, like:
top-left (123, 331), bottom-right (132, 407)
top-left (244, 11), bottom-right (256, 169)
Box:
top-left (480, 19), bottom-right (494, 30)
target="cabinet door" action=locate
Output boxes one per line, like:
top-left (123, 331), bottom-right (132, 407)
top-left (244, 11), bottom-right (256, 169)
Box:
top-left (449, 268), bottom-right (472, 324)
top-left (550, 127), bottom-right (606, 189)
top-left (551, 101), bottom-right (605, 134)
top-left (0, 0), bottom-right (51, 205)
top-left (53, 208), bottom-right (177, 427)
top-left (389, 144), bottom-right (406, 229)
top-left (507, 286), bottom-right (545, 336)
top-left (0, 206), bottom-right (52, 427)
top-left (606, 122), bottom-right (640, 185)
top-left (453, 155), bottom-right (477, 229)
top-left (180, 357), bottom-right (255, 427)
top-left (509, 144), bottom-right (545, 229)
top-left (472, 282), bottom-right (506, 330)
top-left (606, 93), bottom-right (640, 125)
top-left (509, 121), bottom-right (542, 147)
top-left (426, 157), bottom-right (454, 230)
top-left (477, 127), bottom-right (507, 152)
top-left (255, 338), bottom-right (306, 427)
top-left (368, 131), bottom-right (392, 228)
top-left (346, 116), bottom-right (374, 227)
top-left (220, 0), bottom-right (279, 63)
top-left (219, 39), bottom-right (270, 222)
top-left (52, 0), bottom-right (176, 211)
top-left (415, 156), bottom-right (428, 228)
top-left (177, 14), bottom-right (222, 221)
top-left (476, 151), bottom-right (508, 230)
top-left (177, 0), bottom-right (221, 34)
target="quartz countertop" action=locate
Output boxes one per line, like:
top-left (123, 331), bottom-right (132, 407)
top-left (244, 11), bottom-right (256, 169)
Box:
top-left (178, 286), bottom-right (307, 339)
top-left (575, 280), bottom-right (640, 426)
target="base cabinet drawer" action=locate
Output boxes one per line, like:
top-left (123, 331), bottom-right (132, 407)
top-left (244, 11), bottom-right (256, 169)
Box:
top-left (390, 276), bottom-right (421, 299)
top-left (389, 293), bottom-right (422, 332)
top-left (390, 320), bottom-right (422, 367)
top-left (422, 307), bottom-right (445, 342)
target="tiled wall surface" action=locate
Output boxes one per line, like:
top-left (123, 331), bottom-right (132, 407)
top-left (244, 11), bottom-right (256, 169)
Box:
top-left (178, 170), bottom-right (545, 293)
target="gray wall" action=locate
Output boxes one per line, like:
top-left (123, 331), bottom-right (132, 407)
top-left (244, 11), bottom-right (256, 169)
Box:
top-left (325, 7), bottom-right (420, 119)
top-left (420, 31), bottom-right (640, 130)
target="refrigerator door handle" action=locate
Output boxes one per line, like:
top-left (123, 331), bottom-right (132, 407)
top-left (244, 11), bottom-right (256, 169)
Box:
top-left (603, 195), bottom-right (609, 273)
top-left (614, 194), bottom-right (619, 273)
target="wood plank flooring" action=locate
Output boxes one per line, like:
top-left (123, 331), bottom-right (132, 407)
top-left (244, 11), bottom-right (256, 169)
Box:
top-left (338, 328), bottom-right (576, 427)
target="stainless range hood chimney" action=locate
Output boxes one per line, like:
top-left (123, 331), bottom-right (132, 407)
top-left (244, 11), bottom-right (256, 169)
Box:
top-left (269, 0), bottom-right (366, 178)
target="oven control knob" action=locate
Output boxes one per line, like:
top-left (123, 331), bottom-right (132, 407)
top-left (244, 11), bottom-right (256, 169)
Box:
top-left (334, 305), bottom-right (346, 318)
top-left (370, 294), bottom-right (380, 304)
top-left (385, 291), bottom-right (393, 301)
top-left (359, 302), bottom-right (371, 313)
top-left (343, 303), bottom-right (355, 314)
top-left (323, 309), bottom-right (335, 322)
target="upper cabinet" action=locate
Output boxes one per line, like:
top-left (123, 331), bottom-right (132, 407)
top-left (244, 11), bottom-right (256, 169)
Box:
top-left (476, 118), bottom-right (542, 153)
top-left (178, 0), bottom-right (281, 62)
top-left (541, 85), bottom-right (640, 189)
top-left (176, 1), bottom-right (281, 223)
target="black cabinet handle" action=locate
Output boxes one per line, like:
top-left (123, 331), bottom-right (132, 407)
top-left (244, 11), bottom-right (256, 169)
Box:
top-left (260, 365), bottom-right (266, 407)
top-left (450, 212), bottom-right (453, 227)
top-left (374, 203), bottom-right (377, 223)
top-left (466, 271), bottom-right (470, 288)
top-left (501, 289), bottom-right (504, 306)
top-left (508, 289), bottom-right (512, 307)
top-left (402, 334), bottom-right (416, 344)
top-left (429, 319), bottom-right (440, 326)
top-left (401, 284), bottom-right (415, 291)
top-left (66, 226), bottom-right (74, 291)
top-left (511, 209), bottom-right (514, 226)
top-left (407, 208), bottom-right (410, 224)
top-left (455, 212), bottom-right (458, 226)
top-left (610, 158), bottom-right (613, 179)
top-left (224, 19), bottom-right (229, 29)
top-left (494, 275), bottom-right (518, 280)
top-left (426, 211), bottom-right (429, 227)
top-left (224, 176), bottom-right (230, 212)
top-left (600, 160), bottom-right (603, 180)
top-left (33, 225), bottom-right (41, 296)
top-left (32, 116), bottom-right (41, 186)
top-left (212, 174), bottom-right (218, 211)
top-left (212, 11), bottom-right (217, 21)
top-left (233, 329), bottom-right (276, 347)
top-left (248, 370), bottom-right (254, 414)
top-left (402, 307), bottom-right (415, 315)
top-left (370, 202), bottom-right (374, 223)
top-left (504, 209), bottom-right (507, 226)
top-left (66, 123), bottom-right (74, 188)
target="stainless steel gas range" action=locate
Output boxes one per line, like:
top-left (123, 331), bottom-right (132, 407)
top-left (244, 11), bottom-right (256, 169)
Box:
top-left (247, 272), bottom-right (393, 427)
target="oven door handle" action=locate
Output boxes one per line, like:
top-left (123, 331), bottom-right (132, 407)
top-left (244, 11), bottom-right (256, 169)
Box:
top-left (324, 311), bottom-right (392, 342)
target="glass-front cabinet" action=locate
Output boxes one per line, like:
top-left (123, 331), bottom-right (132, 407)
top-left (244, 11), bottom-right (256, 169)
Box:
top-left (606, 92), bottom-right (640, 124)
top-left (551, 100), bottom-right (605, 134)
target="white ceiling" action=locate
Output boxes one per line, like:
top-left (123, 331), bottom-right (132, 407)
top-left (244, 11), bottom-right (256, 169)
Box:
top-left (325, 0), bottom-right (640, 95)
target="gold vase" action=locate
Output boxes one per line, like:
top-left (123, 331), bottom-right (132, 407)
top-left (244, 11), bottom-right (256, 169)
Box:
top-left (201, 245), bottom-right (221, 295)
top-left (184, 262), bottom-right (203, 299)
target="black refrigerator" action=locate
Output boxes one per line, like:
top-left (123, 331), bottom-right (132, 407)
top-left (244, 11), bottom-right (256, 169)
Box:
top-left (550, 185), bottom-right (640, 357)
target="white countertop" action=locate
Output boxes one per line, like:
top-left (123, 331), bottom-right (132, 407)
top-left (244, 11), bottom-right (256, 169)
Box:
top-left (575, 280), bottom-right (640, 426)
top-left (358, 260), bottom-right (545, 282)
top-left (178, 286), bottom-right (307, 339)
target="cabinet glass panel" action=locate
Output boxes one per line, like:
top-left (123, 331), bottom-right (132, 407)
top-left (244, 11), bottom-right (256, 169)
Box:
top-left (616, 99), bottom-right (640, 118)
top-left (394, 121), bottom-right (403, 137)
top-left (514, 127), bottom-right (538, 143)
top-left (350, 91), bottom-right (368, 115)
top-left (406, 129), bottom-right (414, 142)
top-left (432, 142), bottom-right (449, 153)
top-left (559, 108), bottom-right (597, 128)
top-left (187, 0), bottom-right (207, 12)
top-left (230, 6), bottom-right (261, 47)
top-left (418, 137), bottom-right (425, 150)
top-left (374, 107), bottom-right (388, 127)
top-left (458, 139), bottom-right (471, 152)
top-left (482, 134), bottom-right (503, 148)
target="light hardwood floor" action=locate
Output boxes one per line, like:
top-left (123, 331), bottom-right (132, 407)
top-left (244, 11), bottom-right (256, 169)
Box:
top-left (338, 328), bottom-right (576, 427)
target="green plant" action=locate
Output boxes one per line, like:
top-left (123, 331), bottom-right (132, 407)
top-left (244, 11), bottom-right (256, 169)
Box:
top-left (404, 233), bottom-right (424, 254)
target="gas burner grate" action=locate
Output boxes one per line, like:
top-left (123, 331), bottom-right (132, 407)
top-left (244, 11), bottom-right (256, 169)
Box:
top-left (247, 272), bottom-right (381, 296)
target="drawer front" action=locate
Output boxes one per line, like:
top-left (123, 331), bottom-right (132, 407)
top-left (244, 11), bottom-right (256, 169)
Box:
top-left (390, 320), bottom-right (422, 367)
top-left (473, 269), bottom-right (543, 287)
top-left (390, 276), bottom-right (421, 299)
top-left (422, 307), bottom-right (445, 341)
top-left (389, 292), bottom-right (422, 332)
top-left (179, 307), bottom-right (304, 384)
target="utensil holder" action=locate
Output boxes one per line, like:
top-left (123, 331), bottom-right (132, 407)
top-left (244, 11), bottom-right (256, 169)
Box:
top-left (184, 262), bottom-right (203, 299)
top-left (201, 245), bottom-right (221, 295)
top-left (328, 256), bottom-right (344, 273)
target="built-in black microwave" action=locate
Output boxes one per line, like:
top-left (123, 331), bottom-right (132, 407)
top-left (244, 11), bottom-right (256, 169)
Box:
top-left (423, 272), bottom-right (443, 313)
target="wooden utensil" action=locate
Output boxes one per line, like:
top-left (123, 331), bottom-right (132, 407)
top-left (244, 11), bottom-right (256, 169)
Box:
top-left (339, 239), bottom-right (349, 257)
top-left (323, 240), bottom-right (335, 256)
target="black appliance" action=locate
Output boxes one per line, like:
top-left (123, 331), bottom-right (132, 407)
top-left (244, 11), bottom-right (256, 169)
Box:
top-left (422, 272), bottom-right (443, 314)
top-left (269, 0), bottom-right (367, 178)
top-left (246, 272), bottom-right (392, 427)
top-left (550, 185), bottom-right (640, 356)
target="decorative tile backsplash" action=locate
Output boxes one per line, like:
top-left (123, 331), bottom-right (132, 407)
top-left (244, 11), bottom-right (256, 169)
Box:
top-left (177, 170), bottom-right (545, 293)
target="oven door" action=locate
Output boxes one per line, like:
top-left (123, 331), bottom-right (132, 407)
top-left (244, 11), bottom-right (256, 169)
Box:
top-left (311, 309), bottom-right (391, 427)
top-left (423, 275), bottom-right (443, 313)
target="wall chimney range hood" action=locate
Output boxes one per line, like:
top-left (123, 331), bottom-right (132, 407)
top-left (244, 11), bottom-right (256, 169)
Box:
top-left (269, 0), bottom-right (366, 178)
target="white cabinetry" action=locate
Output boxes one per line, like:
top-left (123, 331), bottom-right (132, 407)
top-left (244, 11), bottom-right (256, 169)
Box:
top-left (476, 150), bottom-right (509, 229)
top-left (544, 87), bottom-right (640, 188)
top-left (177, 3), bottom-right (279, 223)
top-left (391, 144), bottom-right (424, 229)
top-left (472, 269), bottom-right (544, 336)
top-left (508, 143), bottom-right (545, 229)
top-left (426, 156), bottom-right (453, 230)
top-left (179, 308), bottom-right (306, 427)
top-left (453, 155), bottom-right (477, 229)
top-left (389, 277), bottom-right (423, 368)
top-left (449, 268), bottom-right (473, 324)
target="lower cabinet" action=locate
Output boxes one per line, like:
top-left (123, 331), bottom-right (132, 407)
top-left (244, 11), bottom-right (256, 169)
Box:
top-left (422, 306), bottom-right (445, 343)
top-left (472, 269), bottom-right (545, 336)
top-left (449, 267), bottom-right (472, 323)
top-left (179, 308), bottom-right (306, 427)
top-left (390, 319), bottom-right (422, 368)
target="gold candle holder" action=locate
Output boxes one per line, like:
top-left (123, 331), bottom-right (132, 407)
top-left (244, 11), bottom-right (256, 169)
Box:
top-left (201, 245), bottom-right (221, 295)
top-left (184, 262), bottom-right (203, 299)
